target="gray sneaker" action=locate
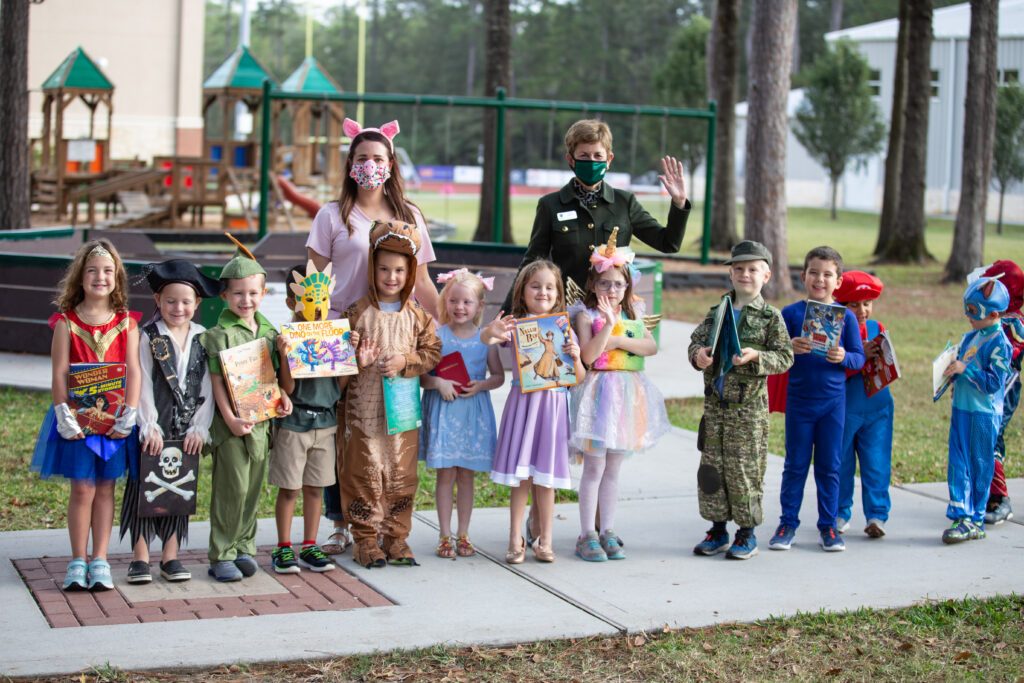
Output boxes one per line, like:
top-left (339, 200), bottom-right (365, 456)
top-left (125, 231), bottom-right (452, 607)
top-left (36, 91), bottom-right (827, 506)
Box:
top-left (985, 498), bottom-right (1013, 525)
top-left (835, 517), bottom-right (850, 534)
top-left (575, 531), bottom-right (607, 562)
top-left (233, 554), bottom-right (259, 577)
top-left (864, 519), bottom-right (886, 538)
top-left (209, 560), bottom-right (243, 582)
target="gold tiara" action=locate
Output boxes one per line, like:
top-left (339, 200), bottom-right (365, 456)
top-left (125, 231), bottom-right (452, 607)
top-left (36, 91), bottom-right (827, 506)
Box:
top-left (88, 244), bottom-right (112, 261)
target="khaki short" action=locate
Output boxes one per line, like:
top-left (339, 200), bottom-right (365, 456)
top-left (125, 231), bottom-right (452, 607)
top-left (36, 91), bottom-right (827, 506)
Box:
top-left (268, 425), bottom-right (338, 490)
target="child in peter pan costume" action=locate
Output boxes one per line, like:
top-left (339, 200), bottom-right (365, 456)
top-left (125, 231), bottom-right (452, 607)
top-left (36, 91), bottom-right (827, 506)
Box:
top-left (199, 235), bottom-right (293, 582)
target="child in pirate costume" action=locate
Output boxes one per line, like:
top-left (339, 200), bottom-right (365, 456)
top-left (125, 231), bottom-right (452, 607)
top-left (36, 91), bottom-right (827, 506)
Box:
top-left (340, 220), bottom-right (442, 568)
top-left (200, 237), bottom-right (293, 582)
top-left (121, 260), bottom-right (223, 584)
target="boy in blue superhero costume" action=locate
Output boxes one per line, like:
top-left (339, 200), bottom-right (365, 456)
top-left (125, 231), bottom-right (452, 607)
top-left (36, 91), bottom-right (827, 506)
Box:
top-left (834, 271), bottom-right (893, 539)
top-left (770, 247), bottom-right (865, 553)
top-left (941, 276), bottom-right (1013, 544)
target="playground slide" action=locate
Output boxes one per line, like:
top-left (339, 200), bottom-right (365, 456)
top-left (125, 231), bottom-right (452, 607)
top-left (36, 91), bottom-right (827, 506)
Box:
top-left (276, 175), bottom-right (322, 218)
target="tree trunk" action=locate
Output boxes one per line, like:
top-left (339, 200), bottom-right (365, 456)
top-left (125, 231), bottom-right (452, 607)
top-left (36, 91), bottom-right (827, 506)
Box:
top-left (875, 0), bottom-right (910, 256)
top-left (944, 0), bottom-right (998, 282)
top-left (830, 0), bottom-right (844, 32)
top-left (744, 0), bottom-right (797, 300)
top-left (472, 0), bottom-right (512, 243)
top-left (997, 185), bottom-right (1005, 234)
top-left (707, 0), bottom-right (740, 251)
top-left (881, 0), bottom-right (933, 263)
top-left (830, 175), bottom-right (839, 220)
top-left (0, 0), bottom-right (31, 231)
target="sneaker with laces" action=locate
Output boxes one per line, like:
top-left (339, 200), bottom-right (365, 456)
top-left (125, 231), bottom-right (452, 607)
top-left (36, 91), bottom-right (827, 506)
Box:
top-left (864, 519), bottom-right (886, 538)
top-left (725, 529), bottom-right (758, 560)
top-left (209, 560), bottom-right (243, 582)
top-left (575, 531), bottom-right (607, 562)
top-left (941, 519), bottom-right (978, 544)
top-left (298, 544), bottom-right (336, 572)
top-left (126, 560), bottom-right (152, 584)
top-left (272, 546), bottom-right (301, 574)
top-left (768, 524), bottom-right (796, 550)
top-left (985, 497), bottom-right (1013, 525)
top-left (87, 557), bottom-right (114, 591)
top-left (62, 558), bottom-right (88, 591)
top-left (819, 527), bottom-right (846, 552)
top-left (693, 526), bottom-right (730, 556)
top-left (159, 559), bottom-right (191, 582)
top-left (974, 521), bottom-right (986, 540)
top-left (835, 517), bottom-right (850, 534)
top-left (599, 530), bottom-right (626, 560)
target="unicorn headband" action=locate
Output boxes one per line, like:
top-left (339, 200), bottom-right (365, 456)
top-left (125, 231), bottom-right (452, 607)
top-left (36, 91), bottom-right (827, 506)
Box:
top-left (436, 268), bottom-right (495, 291)
top-left (343, 118), bottom-right (400, 152)
top-left (589, 227), bottom-right (635, 273)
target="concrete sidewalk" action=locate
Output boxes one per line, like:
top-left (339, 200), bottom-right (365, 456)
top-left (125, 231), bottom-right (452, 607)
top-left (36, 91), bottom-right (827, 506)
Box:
top-left (3, 320), bottom-right (1024, 677)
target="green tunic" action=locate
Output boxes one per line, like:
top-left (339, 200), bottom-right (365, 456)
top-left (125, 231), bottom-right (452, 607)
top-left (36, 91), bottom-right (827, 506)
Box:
top-left (199, 308), bottom-right (280, 562)
top-left (502, 180), bottom-right (691, 311)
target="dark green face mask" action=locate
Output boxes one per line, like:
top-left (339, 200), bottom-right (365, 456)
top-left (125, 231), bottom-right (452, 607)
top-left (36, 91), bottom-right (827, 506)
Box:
top-left (572, 158), bottom-right (607, 186)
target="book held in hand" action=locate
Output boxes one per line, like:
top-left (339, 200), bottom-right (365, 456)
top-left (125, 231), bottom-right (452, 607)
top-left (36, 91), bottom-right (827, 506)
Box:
top-left (219, 338), bottom-right (281, 423)
top-left (707, 294), bottom-right (742, 398)
top-left (435, 351), bottom-right (472, 393)
top-left (68, 362), bottom-right (127, 436)
top-left (932, 341), bottom-right (959, 402)
top-left (280, 319), bottom-right (357, 379)
top-left (512, 312), bottom-right (580, 393)
top-left (802, 300), bottom-right (846, 356)
top-left (862, 330), bottom-right (902, 397)
top-left (383, 376), bottom-right (422, 434)
top-left (137, 439), bottom-right (199, 518)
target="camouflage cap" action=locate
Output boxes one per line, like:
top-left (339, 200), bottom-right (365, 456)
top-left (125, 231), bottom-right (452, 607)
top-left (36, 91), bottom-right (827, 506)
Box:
top-left (219, 233), bottom-right (267, 280)
top-left (723, 240), bottom-right (772, 268)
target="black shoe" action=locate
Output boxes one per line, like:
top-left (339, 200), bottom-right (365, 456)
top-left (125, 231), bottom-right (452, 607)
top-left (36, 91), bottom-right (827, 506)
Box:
top-left (126, 560), bottom-right (152, 584)
top-left (159, 559), bottom-right (191, 582)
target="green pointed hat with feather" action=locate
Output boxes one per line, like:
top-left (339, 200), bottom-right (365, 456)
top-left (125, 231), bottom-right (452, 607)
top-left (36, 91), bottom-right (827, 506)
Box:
top-left (219, 233), bottom-right (267, 280)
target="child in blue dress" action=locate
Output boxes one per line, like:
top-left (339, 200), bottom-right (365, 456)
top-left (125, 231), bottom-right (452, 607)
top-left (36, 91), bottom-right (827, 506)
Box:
top-left (420, 269), bottom-right (505, 557)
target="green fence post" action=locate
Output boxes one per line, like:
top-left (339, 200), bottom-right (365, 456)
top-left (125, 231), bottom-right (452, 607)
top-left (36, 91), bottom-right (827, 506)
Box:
top-left (492, 87), bottom-right (506, 244)
top-left (701, 101), bottom-right (716, 265)
top-left (259, 79), bottom-right (272, 240)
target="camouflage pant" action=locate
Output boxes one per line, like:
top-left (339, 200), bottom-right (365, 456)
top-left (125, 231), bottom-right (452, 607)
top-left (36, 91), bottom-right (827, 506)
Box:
top-left (696, 398), bottom-right (769, 528)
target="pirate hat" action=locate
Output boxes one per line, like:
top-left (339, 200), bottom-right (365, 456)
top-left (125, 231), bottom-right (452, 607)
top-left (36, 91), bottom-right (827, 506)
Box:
top-left (142, 259), bottom-right (223, 298)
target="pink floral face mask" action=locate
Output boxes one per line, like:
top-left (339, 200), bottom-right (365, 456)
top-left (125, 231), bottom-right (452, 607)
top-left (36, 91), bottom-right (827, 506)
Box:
top-left (349, 160), bottom-right (391, 190)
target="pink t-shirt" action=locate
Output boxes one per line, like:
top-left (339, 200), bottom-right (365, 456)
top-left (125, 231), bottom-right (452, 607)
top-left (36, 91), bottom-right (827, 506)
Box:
top-left (305, 201), bottom-right (437, 319)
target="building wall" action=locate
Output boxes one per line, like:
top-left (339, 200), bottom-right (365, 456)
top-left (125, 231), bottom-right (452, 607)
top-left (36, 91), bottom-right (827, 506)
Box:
top-left (26, 0), bottom-right (205, 163)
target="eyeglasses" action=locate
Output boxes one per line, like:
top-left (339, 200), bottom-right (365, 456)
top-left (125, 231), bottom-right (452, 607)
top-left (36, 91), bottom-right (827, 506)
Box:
top-left (595, 280), bottom-right (627, 291)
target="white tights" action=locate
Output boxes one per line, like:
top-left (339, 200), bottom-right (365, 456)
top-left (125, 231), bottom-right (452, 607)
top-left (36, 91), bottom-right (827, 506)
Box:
top-left (577, 450), bottom-right (626, 536)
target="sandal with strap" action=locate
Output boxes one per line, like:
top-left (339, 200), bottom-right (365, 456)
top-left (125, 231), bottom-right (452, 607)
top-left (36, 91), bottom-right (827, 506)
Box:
top-left (456, 535), bottom-right (476, 557)
top-left (322, 527), bottom-right (353, 555)
top-left (436, 535), bottom-right (456, 558)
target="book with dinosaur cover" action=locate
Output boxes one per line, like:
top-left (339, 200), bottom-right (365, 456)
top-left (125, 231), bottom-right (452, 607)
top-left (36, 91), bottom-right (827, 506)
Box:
top-left (280, 319), bottom-right (357, 379)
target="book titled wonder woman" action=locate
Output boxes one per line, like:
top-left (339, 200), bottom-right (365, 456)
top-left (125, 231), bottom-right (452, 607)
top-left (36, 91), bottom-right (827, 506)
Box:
top-left (68, 362), bottom-right (126, 436)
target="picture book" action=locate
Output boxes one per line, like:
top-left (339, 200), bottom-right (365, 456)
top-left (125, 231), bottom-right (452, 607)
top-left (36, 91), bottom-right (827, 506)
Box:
top-left (383, 376), bottom-right (422, 434)
top-left (435, 351), bottom-right (472, 392)
top-left (512, 312), bottom-right (580, 393)
top-left (68, 362), bottom-right (127, 436)
top-left (137, 439), bottom-right (199, 518)
top-left (707, 295), bottom-right (742, 398)
top-left (219, 338), bottom-right (281, 423)
top-left (932, 341), bottom-right (959, 402)
top-left (280, 319), bottom-right (357, 379)
top-left (862, 331), bottom-right (902, 397)
top-left (592, 318), bottom-right (646, 371)
top-left (801, 300), bottom-right (846, 356)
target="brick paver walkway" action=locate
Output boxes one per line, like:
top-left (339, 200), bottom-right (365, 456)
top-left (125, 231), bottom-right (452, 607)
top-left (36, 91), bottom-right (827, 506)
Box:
top-left (13, 547), bottom-right (392, 628)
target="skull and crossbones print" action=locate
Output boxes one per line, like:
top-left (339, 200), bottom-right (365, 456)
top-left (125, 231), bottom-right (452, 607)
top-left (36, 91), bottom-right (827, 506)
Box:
top-left (144, 445), bottom-right (196, 503)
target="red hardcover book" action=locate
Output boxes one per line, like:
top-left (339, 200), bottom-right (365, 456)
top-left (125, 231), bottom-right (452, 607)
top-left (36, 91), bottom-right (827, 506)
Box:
top-left (435, 351), bottom-right (472, 392)
top-left (68, 362), bottom-right (127, 436)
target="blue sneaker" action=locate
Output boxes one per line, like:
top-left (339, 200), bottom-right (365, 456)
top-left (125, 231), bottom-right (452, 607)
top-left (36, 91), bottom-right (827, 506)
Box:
top-left (693, 526), bottom-right (730, 556)
top-left (942, 519), bottom-right (978, 544)
top-left (87, 558), bottom-right (114, 591)
top-left (725, 529), bottom-right (758, 560)
top-left (819, 527), bottom-right (846, 552)
top-left (599, 530), bottom-right (626, 560)
top-left (769, 523), bottom-right (796, 550)
top-left (62, 557), bottom-right (88, 591)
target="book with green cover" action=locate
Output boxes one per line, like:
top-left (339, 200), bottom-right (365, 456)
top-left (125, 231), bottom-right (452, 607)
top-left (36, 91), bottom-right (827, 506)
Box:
top-left (383, 376), bottom-right (422, 434)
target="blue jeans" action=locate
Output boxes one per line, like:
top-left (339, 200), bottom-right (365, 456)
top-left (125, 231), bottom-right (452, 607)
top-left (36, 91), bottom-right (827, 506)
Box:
top-left (780, 393), bottom-right (844, 531)
top-left (838, 405), bottom-right (893, 523)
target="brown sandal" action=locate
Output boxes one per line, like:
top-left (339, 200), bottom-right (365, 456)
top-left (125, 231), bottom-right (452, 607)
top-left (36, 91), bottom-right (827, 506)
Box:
top-left (436, 536), bottom-right (456, 558)
top-left (455, 535), bottom-right (476, 557)
top-left (506, 536), bottom-right (526, 564)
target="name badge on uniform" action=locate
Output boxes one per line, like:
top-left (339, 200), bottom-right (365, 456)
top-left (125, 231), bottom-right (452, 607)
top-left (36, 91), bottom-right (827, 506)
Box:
top-left (556, 210), bottom-right (578, 222)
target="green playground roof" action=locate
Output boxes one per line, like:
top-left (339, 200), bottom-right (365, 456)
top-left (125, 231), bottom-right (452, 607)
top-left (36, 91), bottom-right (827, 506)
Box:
top-left (280, 57), bottom-right (342, 95)
top-left (204, 46), bottom-right (277, 91)
top-left (42, 47), bottom-right (114, 91)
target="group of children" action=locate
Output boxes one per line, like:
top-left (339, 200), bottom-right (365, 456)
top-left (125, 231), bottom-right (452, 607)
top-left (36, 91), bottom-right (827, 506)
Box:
top-left (689, 242), bottom-right (1022, 558)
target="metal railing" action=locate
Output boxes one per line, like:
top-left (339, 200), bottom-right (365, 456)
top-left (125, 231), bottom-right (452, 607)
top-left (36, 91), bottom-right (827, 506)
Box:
top-left (259, 81), bottom-right (717, 263)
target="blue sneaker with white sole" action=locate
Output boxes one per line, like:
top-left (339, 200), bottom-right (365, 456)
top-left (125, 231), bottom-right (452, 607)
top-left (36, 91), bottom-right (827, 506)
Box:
top-left (769, 523), bottom-right (796, 550)
top-left (819, 527), bottom-right (846, 552)
top-left (725, 529), bottom-right (758, 560)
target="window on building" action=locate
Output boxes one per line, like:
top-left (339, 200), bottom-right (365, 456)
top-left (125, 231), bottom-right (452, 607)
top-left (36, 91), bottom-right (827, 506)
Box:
top-left (868, 69), bottom-right (882, 96)
top-left (930, 69), bottom-right (940, 97)
top-left (1001, 69), bottom-right (1019, 84)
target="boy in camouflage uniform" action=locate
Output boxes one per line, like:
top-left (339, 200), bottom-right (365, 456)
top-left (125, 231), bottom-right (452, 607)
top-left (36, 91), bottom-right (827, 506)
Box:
top-left (688, 241), bottom-right (793, 559)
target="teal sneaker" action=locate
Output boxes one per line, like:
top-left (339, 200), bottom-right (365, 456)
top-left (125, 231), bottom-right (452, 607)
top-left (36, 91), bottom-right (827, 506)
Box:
top-left (62, 557), bottom-right (88, 591)
top-left (87, 558), bottom-right (114, 591)
top-left (725, 528), bottom-right (758, 560)
top-left (271, 546), bottom-right (300, 574)
top-left (575, 531), bottom-right (607, 562)
top-left (298, 544), bottom-right (336, 572)
top-left (599, 530), bottom-right (626, 560)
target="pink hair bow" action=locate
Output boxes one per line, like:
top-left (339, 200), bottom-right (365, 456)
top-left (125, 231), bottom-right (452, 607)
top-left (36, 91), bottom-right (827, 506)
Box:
top-left (590, 250), bottom-right (633, 274)
top-left (436, 267), bottom-right (495, 291)
top-left (343, 118), bottom-right (400, 150)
